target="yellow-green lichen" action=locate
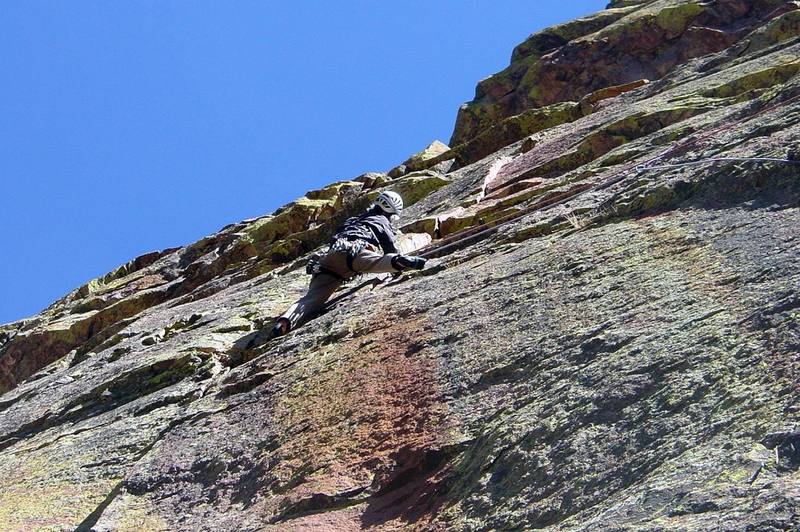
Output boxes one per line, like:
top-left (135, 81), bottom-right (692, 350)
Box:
top-left (452, 101), bottom-right (507, 145)
top-left (95, 492), bottom-right (169, 531)
top-left (402, 140), bottom-right (450, 167)
top-left (371, 172), bottom-right (450, 207)
top-left (0, 453), bottom-right (120, 531)
top-left (454, 102), bottom-right (583, 167)
top-left (702, 61), bottom-right (800, 100)
top-left (745, 10), bottom-right (800, 53)
top-left (655, 1), bottom-right (705, 37)
top-left (306, 181), bottom-right (362, 201)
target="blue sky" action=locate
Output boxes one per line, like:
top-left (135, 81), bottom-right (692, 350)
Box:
top-left (0, 1), bottom-right (606, 324)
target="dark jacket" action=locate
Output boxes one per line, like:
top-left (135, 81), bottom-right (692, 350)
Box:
top-left (334, 208), bottom-right (398, 254)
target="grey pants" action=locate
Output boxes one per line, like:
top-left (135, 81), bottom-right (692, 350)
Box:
top-left (279, 247), bottom-right (400, 330)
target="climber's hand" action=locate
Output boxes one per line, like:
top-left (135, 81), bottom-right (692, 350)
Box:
top-left (393, 254), bottom-right (427, 271)
top-left (408, 256), bottom-right (427, 270)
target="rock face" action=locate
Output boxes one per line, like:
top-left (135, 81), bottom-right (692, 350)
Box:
top-left (388, 140), bottom-right (453, 178)
top-left (448, 0), bottom-right (800, 162)
top-left (2, 1), bottom-right (800, 530)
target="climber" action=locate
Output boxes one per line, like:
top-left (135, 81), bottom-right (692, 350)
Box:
top-left (268, 191), bottom-right (427, 339)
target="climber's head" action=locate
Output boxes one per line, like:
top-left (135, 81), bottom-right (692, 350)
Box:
top-left (373, 191), bottom-right (404, 217)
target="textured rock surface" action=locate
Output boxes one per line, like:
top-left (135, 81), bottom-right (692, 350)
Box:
top-left (2, 1), bottom-right (800, 530)
top-left (388, 140), bottom-right (453, 178)
top-left (451, 0), bottom-right (799, 149)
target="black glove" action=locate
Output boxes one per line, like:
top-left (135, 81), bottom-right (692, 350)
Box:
top-left (392, 254), bottom-right (427, 271)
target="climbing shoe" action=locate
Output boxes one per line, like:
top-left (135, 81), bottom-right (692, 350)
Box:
top-left (392, 254), bottom-right (427, 271)
top-left (269, 318), bottom-right (289, 339)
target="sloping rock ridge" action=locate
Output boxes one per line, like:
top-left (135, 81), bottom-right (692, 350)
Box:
top-left (2, 1), bottom-right (799, 530)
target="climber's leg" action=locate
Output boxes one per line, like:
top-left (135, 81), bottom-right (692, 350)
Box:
top-left (277, 272), bottom-right (344, 332)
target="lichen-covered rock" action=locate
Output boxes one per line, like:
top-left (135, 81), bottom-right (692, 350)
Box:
top-left (354, 171), bottom-right (392, 189)
top-left (451, 0), bottom-right (793, 146)
top-left (2, 1), bottom-right (800, 530)
top-left (452, 102), bottom-right (583, 170)
top-left (371, 171), bottom-right (451, 208)
top-left (746, 8), bottom-right (800, 52)
top-left (388, 140), bottom-right (453, 178)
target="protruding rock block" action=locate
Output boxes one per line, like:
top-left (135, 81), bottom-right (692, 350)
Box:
top-left (450, 0), bottom-right (785, 147)
top-left (450, 101), bottom-right (583, 169)
top-left (396, 232), bottom-right (433, 254)
top-left (353, 171), bottom-right (392, 189)
top-left (246, 181), bottom-right (365, 248)
top-left (370, 171), bottom-right (450, 208)
top-left (388, 140), bottom-right (452, 177)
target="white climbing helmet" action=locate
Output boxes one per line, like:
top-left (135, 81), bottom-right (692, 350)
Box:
top-left (374, 191), bottom-right (404, 215)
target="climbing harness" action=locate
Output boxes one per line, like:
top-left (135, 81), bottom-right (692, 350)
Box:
top-left (335, 238), bottom-right (368, 272)
top-left (306, 237), bottom-right (371, 279)
top-left (305, 251), bottom-right (324, 275)
top-left (306, 249), bottom-right (348, 280)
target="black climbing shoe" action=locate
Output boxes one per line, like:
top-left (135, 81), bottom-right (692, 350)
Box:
top-left (269, 318), bottom-right (289, 339)
top-left (243, 319), bottom-right (289, 350)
